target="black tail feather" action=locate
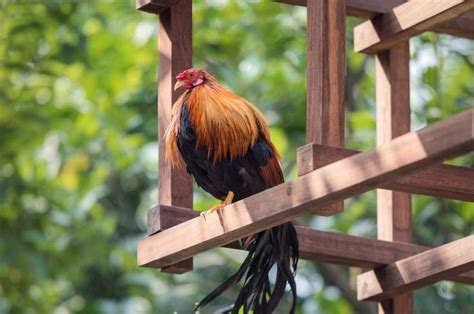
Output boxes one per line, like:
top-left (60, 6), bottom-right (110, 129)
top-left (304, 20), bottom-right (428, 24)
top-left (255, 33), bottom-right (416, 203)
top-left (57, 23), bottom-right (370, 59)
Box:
top-left (194, 222), bottom-right (299, 313)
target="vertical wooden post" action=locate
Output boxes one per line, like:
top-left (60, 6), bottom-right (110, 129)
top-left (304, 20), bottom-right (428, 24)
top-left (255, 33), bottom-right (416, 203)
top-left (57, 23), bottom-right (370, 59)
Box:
top-left (156, 0), bottom-right (193, 274)
top-left (306, 0), bottom-right (346, 213)
top-left (375, 41), bottom-right (413, 313)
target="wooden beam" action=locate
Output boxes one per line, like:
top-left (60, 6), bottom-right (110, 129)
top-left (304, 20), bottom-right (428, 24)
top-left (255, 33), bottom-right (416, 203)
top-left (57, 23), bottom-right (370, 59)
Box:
top-left (353, 0), bottom-right (474, 53)
top-left (154, 0), bottom-right (193, 274)
top-left (137, 108), bottom-right (473, 269)
top-left (376, 41), bottom-right (413, 313)
top-left (275, 0), bottom-right (474, 39)
top-left (276, 0), bottom-right (408, 18)
top-left (136, 0), bottom-right (177, 15)
top-left (144, 205), bottom-right (474, 284)
top-left (357, 235), bottom-right (474, 301)
top-left (306, 0), bottom-right (346, 214)
top-left (434, 11), bottom-right (474, 39)
top-left (344, 0), bottom-right (406, 19)
top-left (297, 144), bottom-right (474, 202)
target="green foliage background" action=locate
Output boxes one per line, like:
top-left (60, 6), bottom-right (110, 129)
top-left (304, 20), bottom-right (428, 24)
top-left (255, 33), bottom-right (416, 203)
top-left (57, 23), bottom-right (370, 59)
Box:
top-left (0, 1), bottom-right (473, 313)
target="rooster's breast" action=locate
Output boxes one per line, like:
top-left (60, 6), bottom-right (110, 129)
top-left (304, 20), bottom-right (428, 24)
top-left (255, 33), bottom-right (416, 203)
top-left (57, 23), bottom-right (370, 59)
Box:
top-left (176, 102), bottom-right (272, 202)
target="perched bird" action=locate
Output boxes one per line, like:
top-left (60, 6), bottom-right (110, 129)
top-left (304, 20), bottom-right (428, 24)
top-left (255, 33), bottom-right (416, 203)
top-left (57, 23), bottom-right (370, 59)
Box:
top-left (165, 68), bottom-right (299, 314)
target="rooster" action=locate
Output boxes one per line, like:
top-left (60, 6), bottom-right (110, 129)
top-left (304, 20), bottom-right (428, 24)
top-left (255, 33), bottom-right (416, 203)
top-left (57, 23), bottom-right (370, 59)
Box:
top-left (165, 68), bottom-right (299, 313)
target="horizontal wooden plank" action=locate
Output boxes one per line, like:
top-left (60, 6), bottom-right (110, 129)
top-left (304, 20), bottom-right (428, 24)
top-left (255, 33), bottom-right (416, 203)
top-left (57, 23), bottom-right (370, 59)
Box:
top-left (390, 163), bottom-right (474, 201)
top-left (298, 228), bottom-right (474, 285)
top-left (276, 0), bottom-right (407, 18)
top-left (297, 144), bottom-right (474, 202)
top-left (137, 109), bottom-right (473, 269)
top-left (275, 0), bottom-right (474, 39)
top-left (434, 11), bottom-right (474, 39)
top-left (138, 1), bottom-right (474, 41)
top-left (353, 0), bottom-right (474, 53)
top-left (344, 0), bottom-right (406, 18)
top-left (145, 205), bottom-right (474, 284)
top-left (136, 0), bottom-right (170, 14)
top-left (357, 235), bottom-right (474, 301)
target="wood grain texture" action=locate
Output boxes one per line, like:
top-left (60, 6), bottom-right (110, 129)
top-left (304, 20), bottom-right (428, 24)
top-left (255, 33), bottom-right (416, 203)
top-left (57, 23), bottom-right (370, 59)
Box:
top-left (156, 0), bottom-right (193, 274)
top-left (275, 0), bottom-right (474, 40)
top-left (376, 43), bottom-right (411, 243)
top-left (137, 109), bottom-right (473, 269)
top-left (357, 235), bottom-right (474, 301)
top-left (143, 205), bottom-right (474, 284)
top-left (158, 0), bottom-right (193, 208)
top-left (147, 206), bottom-right (195, 273)
top-left (344, 0), bottom-right (406, 18)
top-left (434, 11), bottom-right (474, 39)
top-left (354, 0), bottom-right (474, 53)
top-left (307, 0), bottom-right (345, 145)
top-left (306, 0), bottom-right (345, 214)
top-left (147, 205), bottom-right (197, 235)
top-left (297, 144), bottom-right (474, 202)
top-left (276, 0), bottom-right (410, 18)
top-left (376, 41), bottom-right (412, 313)
top-left (375, 44), bottom-right (410, 143)
top-left (136, 0), bottom-right (179, 14)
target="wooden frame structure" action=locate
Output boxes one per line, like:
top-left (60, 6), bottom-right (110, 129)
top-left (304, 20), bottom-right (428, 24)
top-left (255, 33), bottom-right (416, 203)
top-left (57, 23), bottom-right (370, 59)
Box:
top-left (136, 0), bottom-right (474, 312)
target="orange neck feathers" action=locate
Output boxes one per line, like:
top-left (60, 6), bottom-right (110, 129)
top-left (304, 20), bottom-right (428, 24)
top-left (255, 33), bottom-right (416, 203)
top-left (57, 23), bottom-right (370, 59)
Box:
top-left (165, 74), bottom-right (279, 168)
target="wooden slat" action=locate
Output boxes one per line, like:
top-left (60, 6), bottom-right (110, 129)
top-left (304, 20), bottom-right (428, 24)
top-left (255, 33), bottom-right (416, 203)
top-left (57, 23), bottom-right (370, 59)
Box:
top-left (145, 205), bottom-right (474, 284)
top-left (357, 235), bottom-right (474, 301)
top-left (275, 0), bottom-right (474, 39)
top-left (344, 0), bottom-right (406, 19)
top-left (391, 164), bottom-right (474, 200)
top-left (434, 11), bottom-right (474, 39)
top-left (137, 109), bottom-right (473, 269)
top-left (306, 0), bottom-right (346, 214)
top-left (276, 0), bottom-right (408, 18)
top-left (376, 41), bottom-right (413, 313)
top-left (297, 144), bottom-right (474, 202)
top-left (154, 0), bottom-right (193, 274)
top-left (136, 0), bottom-right (176, 15)
top-left (353, 0), bottom-right (474, 53)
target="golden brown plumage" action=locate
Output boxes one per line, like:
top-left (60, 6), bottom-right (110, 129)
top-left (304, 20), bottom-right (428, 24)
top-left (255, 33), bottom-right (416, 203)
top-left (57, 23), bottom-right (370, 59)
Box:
top-left (165, 70), bottom-right (279, 166)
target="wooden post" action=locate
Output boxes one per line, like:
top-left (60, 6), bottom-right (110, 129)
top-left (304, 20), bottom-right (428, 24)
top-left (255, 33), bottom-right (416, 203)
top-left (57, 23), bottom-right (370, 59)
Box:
top-left (305, 0), bottom-right (346, 213)
top-left (156, 0), bottom-right (193, 274)
top-left (375, 41), bottom-right (412, 313)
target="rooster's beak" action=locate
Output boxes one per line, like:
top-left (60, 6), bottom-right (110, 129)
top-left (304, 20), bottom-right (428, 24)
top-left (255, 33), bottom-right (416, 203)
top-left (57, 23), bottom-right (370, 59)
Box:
top-left (174, 80), bottom-right (184, 91)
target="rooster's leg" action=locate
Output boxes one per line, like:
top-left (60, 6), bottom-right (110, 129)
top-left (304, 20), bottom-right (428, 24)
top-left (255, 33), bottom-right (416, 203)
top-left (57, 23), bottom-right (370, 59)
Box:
top-left (201, 191), bottom-right (234, 218)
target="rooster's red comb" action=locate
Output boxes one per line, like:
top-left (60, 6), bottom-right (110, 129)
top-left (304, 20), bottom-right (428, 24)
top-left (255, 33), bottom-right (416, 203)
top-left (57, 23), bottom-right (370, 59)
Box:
top-left (176, 71), bottom-right (187, 80)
